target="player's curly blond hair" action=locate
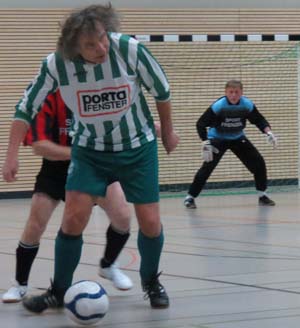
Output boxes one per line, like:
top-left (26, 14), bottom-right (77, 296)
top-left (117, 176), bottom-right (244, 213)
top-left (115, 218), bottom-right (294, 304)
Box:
top-left (57, 3), bottom-right (120, 60)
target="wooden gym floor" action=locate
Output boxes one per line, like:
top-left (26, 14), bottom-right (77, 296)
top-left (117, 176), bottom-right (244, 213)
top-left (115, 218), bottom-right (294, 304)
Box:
top-left (1, 191), bottom-right (300, 327)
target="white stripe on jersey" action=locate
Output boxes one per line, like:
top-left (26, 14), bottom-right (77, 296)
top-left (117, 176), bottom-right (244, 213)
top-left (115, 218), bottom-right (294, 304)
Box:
top-left (78, 127), bottom-right (91, 148)
top-left (124, 109), bottom-right (141, 148)
top-left (93, 122), bottom-right (106, 151)
top-left (111, 125), bottom-right (123, 152)
top-left (102, 56), bottom-right (114, 80)
top-left (125, 35), bottom-right (139, 73)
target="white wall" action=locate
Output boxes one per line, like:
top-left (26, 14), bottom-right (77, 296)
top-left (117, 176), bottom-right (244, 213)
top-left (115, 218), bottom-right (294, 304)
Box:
top-left (1, 0), bottom-right (300, 8)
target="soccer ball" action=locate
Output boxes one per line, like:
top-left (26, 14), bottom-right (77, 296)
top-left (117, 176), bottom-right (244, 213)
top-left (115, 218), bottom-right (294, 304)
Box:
top-left (64, 280), bottom-right (109, 326)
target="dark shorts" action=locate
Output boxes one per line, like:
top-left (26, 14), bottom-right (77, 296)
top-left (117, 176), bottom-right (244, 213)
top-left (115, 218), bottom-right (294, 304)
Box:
top-left (66, 140), bottom-right (159, 204)
top-left (34, 159), bottom-right (70, 201)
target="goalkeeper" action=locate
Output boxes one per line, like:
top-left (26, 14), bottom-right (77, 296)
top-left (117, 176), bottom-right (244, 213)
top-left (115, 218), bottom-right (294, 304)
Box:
top-left (184, 80), bottom-right (277, 209)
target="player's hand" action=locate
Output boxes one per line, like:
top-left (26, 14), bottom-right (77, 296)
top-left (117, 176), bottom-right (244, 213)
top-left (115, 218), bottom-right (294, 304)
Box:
top-left (2, 156), bottom-right (19, 182)
top-left (202, 140), bottom-right (219, 162)
top-left (266, 131), bottom-right (278, 149)
top-left (162, 131), bottom-right (179, 154)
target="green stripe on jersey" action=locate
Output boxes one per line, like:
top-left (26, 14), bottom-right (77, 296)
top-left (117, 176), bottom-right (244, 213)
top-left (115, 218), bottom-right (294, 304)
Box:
top-left (118, 35), bottom-right (135, 75)
top-left (55, 54), bottom-right (69, 86)
top-left (25, 61), bottom-right (49, 118)
top-left (109, 47), bottom-right (121, 78)
top-left (119, 115), bottom-right (131, 149)
top-left (103, 121), bottom-right (114, 151)
top-left (74, 61), bottom-right (87, 82)
top-left (86, 124), bottom-right (96, 148)
top-left (132, 98), bottom-right (152, 145)
top-left (139, 92), bottom-right (152, 119)
top-left (132, 104), bottom-right (145, 144)
top-left (137, 44), bottom-right (168, 99)
top-left (130, 103), bottom-right (142, 141)
top-left (73, 121), bottom-right (86, 146)
top-left (94, 64), bottom-right (104, 81)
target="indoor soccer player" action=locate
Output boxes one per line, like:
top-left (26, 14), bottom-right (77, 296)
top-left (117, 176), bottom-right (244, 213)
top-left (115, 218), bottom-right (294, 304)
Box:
top-left (3, 3), bottom-right (179, 311)
top-left (184, 80), bottom-right (277, 209)
top-left (2, 89), bottom-right (133, 303)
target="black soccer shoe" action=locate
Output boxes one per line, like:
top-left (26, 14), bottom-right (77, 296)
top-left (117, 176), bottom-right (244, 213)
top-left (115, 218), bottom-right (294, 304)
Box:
top-left (184, 197), bottom-right (197, 209)
top-left (259, 195), bottom-right (275, 206)
top-left (142, 272), bottom-right (169, 309)
top-left (22, 283), bottom-right (64, 313)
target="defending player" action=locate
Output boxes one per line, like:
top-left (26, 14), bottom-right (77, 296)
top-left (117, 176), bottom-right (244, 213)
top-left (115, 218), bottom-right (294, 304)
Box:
top-left (184, 80), bottom-right (277, 209)
top-left (3, 3), bottom-right (179, 311)
top-left (2, 90), bottom-right (133, 303)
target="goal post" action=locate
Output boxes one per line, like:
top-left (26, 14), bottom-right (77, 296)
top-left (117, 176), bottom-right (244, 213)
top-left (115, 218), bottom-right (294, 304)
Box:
top-left (297, 43), bottom-right (300, 189)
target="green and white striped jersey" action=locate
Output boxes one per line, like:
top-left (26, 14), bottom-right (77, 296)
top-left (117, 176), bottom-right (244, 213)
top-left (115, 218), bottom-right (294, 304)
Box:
top-left (15, 33), bottom-right (170, 151)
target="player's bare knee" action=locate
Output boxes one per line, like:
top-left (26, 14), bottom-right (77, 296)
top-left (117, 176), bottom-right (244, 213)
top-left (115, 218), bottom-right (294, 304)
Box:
top-left (139, 218), bottom-right (161, 237)
top-left (61, 211), bottom-right (90, 234)
top-left (111, 215), bottom-right (131, 232)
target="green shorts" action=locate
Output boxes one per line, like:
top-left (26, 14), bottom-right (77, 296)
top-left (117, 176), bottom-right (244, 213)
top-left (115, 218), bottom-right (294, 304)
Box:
top-left (66, 140), bottom-right (159, 204)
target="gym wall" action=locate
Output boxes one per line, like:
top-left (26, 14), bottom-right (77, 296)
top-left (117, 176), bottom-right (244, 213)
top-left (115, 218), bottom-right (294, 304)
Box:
top-left (0, 7), bottom-right (300, 196)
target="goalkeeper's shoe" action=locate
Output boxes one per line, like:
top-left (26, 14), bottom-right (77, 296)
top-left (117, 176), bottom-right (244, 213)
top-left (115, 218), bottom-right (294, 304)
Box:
top-left (184, 196), bottom-right (197, 209)
top-left (22, 283), bottom-right (64, 313)
top-left (259, 195), bottom-right (275, 206)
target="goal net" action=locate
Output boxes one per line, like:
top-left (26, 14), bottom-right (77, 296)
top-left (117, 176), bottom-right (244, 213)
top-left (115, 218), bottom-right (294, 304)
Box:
top-left (145, 41), bottom-right (299, 196)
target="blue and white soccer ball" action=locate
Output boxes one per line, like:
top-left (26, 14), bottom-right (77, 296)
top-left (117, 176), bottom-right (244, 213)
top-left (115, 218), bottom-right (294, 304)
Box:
top-left (64, 280), bottom-right (109, 326)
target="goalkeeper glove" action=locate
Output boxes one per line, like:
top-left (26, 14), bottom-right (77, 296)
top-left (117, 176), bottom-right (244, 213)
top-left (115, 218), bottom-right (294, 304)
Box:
top-left (202, 140), bottom-right (219, 162)
top-left (266, 131), bottom-right (278, 149)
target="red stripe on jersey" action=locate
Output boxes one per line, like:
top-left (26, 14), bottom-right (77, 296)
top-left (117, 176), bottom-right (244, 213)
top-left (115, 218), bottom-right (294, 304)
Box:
top-left (54, 90), bottom-right (69, 146)
top-left (24, 90), bottom-right (73, 147)
top-left (23, 125), bottom-right (34, 146)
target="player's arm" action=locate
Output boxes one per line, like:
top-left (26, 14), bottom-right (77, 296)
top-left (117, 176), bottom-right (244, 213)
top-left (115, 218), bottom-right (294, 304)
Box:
top-left (248, 105), bottom-right (277, 148)
top-left (156, 100), bottom-right (179, 154)
top-left (196, 107), bottom-right (216, 140)
top-left (32, 140), bottom-right (71, 161)
top-left (2, 120), bottom-right (29, 182)
top-left (248, 105), bottom-right (271, 133)
top-left (134, 43), bottom-right (179, 153)
top-left (3, 56), bottom-right (57, 182)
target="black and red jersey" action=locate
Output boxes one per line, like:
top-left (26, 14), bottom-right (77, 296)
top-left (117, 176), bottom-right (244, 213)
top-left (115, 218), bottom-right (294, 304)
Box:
top-left (24, 90), bottom-right (73, 146)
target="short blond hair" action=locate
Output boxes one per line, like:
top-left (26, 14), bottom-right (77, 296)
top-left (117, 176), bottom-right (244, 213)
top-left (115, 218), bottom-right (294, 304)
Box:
top-left (225, 80), bottom-right (243, 89)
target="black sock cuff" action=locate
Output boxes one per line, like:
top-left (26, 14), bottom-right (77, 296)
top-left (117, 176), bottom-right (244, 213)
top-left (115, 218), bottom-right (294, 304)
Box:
top-left (109, 224), bottom-right (130, 236)
top-left (18, 241), bottom-right (40, 249)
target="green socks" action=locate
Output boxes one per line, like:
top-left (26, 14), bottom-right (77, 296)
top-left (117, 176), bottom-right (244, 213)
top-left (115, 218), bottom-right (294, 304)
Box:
top-left (53, 229), bottom-right (83, 291)
top-left (137, 228), bottom-right (164, 283)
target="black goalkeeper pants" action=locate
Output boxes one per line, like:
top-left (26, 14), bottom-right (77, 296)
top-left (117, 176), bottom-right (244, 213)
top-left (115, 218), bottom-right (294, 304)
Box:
top-left (188, 137), bottom-right (267, 198)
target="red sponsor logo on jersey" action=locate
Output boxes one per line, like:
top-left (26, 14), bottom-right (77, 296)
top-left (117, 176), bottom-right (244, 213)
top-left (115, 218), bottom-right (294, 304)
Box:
top-left (77, 85), bottom-right (130, 117)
